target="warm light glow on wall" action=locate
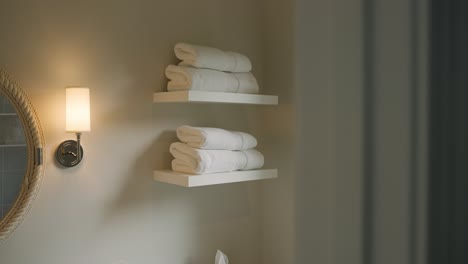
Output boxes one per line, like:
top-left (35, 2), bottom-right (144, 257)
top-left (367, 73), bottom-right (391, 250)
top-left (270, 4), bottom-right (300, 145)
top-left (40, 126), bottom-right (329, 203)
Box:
top-left (65, 87), bottom-right (91, 132)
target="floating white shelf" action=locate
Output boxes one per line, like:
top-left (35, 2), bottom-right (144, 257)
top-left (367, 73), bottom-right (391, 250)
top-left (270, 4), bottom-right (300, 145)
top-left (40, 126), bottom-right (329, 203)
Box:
top-left (153, 169), bottom-right (278, 187)
top-left (153, 91), bottom-right (278, 105)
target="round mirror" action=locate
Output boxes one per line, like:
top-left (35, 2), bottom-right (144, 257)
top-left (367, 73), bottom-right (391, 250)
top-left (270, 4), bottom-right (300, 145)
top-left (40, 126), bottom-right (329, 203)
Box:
top-left (0, 70), bottom-right (44, 239)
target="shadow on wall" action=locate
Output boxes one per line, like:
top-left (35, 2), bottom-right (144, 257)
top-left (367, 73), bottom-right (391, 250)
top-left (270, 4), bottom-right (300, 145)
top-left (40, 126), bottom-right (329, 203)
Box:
top-left (94, 128), bottom-right (254, 263)
top-left (98, 130), bottom-right (173, 224)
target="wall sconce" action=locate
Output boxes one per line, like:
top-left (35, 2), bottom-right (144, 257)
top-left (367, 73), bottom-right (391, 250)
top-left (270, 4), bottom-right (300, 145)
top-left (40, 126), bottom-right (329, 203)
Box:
top-left (56, 87), bottom-right (91, 167)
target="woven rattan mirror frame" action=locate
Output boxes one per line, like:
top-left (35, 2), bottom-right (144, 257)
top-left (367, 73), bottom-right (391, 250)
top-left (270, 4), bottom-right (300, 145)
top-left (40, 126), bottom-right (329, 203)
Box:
top-left (0, 70), bottom-right (45, 240)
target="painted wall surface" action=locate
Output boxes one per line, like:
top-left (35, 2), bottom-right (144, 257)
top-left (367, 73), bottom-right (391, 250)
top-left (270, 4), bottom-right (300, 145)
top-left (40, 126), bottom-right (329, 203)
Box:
top-left (0, 0), bottom-right (428, 263)
top-left (293, 0), bottom-right (426, 264)
top-left (370, 0), bottom-right (412, 262)
top-left (293, 0), bottom-right (365, 263)
top-left (369, 0), bottom-right (427, 263)
top-left (259, 0), bottom-right (296, 263)
top-left (0, 0), bottom-right (266, 263)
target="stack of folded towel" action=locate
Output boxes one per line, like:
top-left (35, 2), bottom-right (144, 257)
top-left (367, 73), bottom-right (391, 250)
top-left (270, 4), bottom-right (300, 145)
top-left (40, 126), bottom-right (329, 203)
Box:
top-left (165, 43), bottom-right (259, 94)
top-left (169, 126), bottom-right (265, 174)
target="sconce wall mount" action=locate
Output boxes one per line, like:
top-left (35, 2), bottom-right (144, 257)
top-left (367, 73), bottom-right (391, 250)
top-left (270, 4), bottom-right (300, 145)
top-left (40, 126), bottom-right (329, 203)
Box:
top-left (56, 87), bottom-right (90, 168)
top-left (56, 137), bottom-right (84, 167)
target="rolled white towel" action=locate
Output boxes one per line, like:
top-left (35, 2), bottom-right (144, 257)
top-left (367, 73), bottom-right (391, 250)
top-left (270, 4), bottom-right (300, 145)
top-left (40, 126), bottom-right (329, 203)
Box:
top-left (165, 65), bottom-right (259, 94)
top-left (170, 142), bottom-right (264, 174)
top-left (175, 43), bottom-right (252, 72)
top-left (176, 125), bottom-right (257, 150)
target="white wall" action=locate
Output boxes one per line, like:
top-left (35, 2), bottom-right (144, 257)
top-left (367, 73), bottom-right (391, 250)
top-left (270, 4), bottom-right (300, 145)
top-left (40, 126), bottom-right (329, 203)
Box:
top-left (0, 0), bottom-right (428, 263)
top-left (370, 0), bottom-right (412, 263)
top-left (260, 0), bottom-right (365, 263)
top-left (259, 0), bottom-right (295, 263)
top-left (0, 0), bottom-right (266, 263)
top-left (284, 0), bottom-right (426, 263)
top-left (294, 0), bottom-right (365, 263)
top-left (369, 0), bottom-right (428, 264)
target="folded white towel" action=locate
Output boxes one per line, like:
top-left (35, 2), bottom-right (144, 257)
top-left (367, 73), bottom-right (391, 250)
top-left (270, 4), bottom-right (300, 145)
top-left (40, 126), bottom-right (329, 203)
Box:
top-left (176, 125), bottom-right (257, 150)
top-left (170, 142), bottom-right (264, 174)
top-left (175, 43), bottom-right (252, 72)
top-left (165, 65), bottom-right (259, 94)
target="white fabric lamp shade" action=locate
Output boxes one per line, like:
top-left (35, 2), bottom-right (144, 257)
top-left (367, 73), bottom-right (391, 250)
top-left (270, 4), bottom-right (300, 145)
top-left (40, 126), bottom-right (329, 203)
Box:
top-left (65, 87), bottom-right (91, 132)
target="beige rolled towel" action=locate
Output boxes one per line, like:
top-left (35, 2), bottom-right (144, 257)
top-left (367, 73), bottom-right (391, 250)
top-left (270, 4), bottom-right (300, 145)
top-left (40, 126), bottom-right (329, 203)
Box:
top-left (176, 125), bottom-right (257, 150)
top-left (174, 43), bottom-right (252, 72)
top-left (165, 65), bottom-right (259, 94)
top-left (170, 142), bottom-right (264, 174)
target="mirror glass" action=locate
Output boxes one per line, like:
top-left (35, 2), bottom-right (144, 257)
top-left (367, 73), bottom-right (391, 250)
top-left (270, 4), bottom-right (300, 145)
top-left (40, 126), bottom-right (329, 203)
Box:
top-left (0, 93), bottom-right (27, 220)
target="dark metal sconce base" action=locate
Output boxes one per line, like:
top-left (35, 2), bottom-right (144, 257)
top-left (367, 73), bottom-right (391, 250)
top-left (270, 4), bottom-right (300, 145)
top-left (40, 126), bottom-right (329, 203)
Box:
top-left (56, 140), bottom-right (84, 167)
